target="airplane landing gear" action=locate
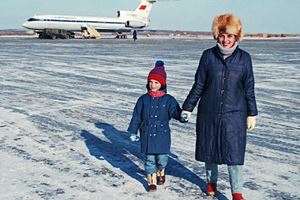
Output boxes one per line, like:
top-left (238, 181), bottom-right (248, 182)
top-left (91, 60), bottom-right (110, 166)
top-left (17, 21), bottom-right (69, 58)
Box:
top-left (116, 32), bottom-right (127, 39)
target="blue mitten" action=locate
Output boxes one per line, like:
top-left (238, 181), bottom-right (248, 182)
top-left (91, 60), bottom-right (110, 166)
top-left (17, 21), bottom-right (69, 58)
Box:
top-left (130, 134), bottom-right (140, 142)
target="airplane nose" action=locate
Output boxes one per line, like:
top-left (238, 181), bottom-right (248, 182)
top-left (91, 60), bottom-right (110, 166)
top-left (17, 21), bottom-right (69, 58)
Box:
top-left (22, 22), bottom-right (28, 28)
top-left (22, 22), bottom-right (31, 29)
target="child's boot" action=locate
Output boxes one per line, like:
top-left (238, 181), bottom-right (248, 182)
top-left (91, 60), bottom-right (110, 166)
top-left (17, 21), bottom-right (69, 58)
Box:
top-left (206, 183), bottom-right (217, 196)
top-left (232, 193), bottom-right (245, 200)
top-left (157, 169), bottom-right (165, 185)
top-left (147, 173), bottom-right (157, 192)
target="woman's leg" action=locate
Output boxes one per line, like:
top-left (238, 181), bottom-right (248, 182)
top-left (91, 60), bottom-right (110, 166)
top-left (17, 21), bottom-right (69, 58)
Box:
top-left (205, 162), bottom-right (218, 184)
top-left (228, 165), bottom-right (243, 194)
top-left (205, 162), bottom-right (218, 196)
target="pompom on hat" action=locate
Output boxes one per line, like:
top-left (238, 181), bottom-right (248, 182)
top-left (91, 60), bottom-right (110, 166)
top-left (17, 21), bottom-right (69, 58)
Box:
top-left (212, 13), bottom-right (243, 41)
top-left (147, 60), bottom-right (167, 85)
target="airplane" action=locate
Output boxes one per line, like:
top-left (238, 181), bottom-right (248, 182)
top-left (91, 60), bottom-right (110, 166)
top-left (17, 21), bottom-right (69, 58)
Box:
top-left (22, 0), bottom-right (156, 39)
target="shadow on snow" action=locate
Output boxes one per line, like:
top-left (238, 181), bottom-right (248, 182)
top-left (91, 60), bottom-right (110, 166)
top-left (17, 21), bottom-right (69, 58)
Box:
top-left (81, 122), bottom-right (228, 200)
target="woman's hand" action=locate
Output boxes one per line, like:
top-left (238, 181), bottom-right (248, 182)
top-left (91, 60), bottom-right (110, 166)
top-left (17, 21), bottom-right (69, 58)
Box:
top-left (247, 116), bottom-right (256, 130)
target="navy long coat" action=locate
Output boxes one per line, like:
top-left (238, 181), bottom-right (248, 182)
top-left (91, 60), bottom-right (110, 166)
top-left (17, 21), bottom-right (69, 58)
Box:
top-left (128, 93), bottom-right (181, 154)
top-left (182, 46), bottom-right (258, 165)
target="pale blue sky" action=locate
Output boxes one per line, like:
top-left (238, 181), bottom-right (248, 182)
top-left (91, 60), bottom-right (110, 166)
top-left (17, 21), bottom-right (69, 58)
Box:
top-left (1, 0), bottom-right (300, 34)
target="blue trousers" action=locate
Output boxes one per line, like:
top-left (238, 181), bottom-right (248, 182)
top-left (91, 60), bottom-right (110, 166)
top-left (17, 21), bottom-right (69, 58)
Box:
top-left (145, 154), bottom-right (168, 175)
top-left (205, 163), bottom-right (243, 193)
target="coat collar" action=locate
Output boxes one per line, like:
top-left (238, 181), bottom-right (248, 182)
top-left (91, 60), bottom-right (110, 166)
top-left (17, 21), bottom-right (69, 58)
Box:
top-left (213, 45), bottom-right (240, 66)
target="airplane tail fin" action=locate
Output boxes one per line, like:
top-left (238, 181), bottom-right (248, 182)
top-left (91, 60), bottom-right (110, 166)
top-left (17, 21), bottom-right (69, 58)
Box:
top-left (134, 0), bottom-right (156, 18)
top-left (117, 0), bottom-right (156, 28)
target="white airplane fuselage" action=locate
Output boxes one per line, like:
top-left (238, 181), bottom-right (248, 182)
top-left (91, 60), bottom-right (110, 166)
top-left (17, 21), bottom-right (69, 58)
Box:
top-left (22, 0), bottom-right (156, 34)
top-left (23, 15), bottom-right (144, 32)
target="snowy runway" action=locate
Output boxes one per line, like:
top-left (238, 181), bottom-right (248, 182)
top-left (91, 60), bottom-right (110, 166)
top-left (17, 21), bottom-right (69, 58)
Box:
top-left (0, 37), bottom-right (299, 200)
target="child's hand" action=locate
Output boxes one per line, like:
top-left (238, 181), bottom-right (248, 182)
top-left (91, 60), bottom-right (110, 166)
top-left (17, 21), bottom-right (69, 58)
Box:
top-left (129, 134), bottom-right (140, 142)
top-left (181, 111), bottom-right (192, 122)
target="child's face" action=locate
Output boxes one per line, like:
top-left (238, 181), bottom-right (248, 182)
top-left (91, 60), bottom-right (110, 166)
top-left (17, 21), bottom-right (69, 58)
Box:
top-left (149, 79), bottom-right (161, 92)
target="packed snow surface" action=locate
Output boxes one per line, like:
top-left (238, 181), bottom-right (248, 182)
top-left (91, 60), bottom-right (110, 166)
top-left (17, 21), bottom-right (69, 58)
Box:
top-left (0, 38), bottom-right (299, 200)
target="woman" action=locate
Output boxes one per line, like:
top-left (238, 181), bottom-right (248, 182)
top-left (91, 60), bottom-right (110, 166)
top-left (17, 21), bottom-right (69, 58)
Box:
top-left (181, 13), bottom-right (258, 200)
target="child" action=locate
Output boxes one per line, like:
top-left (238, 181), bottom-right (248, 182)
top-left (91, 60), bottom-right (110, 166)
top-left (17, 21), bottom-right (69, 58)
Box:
top-left (128, 60), bottom-right (184, 192)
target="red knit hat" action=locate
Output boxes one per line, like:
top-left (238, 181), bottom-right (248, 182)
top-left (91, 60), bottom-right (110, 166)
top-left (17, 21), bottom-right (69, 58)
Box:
top-left (147, 60), bottom-right (167, 85)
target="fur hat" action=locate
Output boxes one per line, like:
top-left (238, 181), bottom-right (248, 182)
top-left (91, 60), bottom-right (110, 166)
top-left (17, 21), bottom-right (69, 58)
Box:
top-left (212, 13), bottom-right (243, 41)
top-left (147, 60), bottom-right (167, 85)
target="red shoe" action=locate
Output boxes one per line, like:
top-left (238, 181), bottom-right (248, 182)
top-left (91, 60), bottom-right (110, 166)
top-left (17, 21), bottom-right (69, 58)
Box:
top-left (232, 193), bottom-right (245, 200)
top-left (206, 183), bottom-right (217, 196)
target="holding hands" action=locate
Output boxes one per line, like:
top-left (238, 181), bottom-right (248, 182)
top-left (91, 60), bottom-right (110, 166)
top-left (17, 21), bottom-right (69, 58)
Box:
top-left (181, 110), bottom-right (192, 122)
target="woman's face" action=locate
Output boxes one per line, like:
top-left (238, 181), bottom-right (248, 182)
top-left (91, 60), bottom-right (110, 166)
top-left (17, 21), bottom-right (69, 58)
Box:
top-left (217, 33), bottom-right (236, 48)
top-left (149, 79), bottom-right (161, 92)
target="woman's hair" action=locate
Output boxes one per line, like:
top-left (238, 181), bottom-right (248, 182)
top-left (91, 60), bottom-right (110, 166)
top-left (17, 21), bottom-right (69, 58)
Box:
top-left (212, 13), bottom-right (243, 41)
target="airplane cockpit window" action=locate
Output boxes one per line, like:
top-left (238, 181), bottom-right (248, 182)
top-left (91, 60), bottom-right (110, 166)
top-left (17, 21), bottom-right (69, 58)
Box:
top-left (28, 18), bottom-right (43, 21)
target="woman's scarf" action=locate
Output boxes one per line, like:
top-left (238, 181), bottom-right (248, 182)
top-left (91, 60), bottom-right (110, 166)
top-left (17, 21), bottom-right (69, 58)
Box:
top-left (217, 42), bottom-right (238, 59)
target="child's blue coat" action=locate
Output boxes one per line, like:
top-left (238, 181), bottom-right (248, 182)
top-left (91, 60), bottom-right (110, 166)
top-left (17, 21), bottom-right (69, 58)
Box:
top-left (128, 93), bottom-right (181, 154)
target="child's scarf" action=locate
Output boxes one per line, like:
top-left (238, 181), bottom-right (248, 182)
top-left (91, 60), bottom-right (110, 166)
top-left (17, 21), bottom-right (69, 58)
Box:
top-left (148, 90), bottom-right (165, 97)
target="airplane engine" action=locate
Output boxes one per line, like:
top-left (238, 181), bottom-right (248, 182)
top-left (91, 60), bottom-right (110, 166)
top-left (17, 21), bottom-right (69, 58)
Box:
top-left (125, 21), bottom-right (146, 28)
top-left (117, 10), bottom-right (137, 18)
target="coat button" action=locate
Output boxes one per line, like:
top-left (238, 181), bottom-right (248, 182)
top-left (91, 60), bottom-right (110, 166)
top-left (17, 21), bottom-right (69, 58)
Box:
top-left (221, 90), bottom-right (224, 94)
top-left (155, 115), bottom-right (157, 117)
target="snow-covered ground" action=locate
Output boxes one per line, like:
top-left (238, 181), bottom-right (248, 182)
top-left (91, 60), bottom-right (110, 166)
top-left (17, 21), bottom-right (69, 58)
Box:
top-left (0, 38), bottom-right (299, 200)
